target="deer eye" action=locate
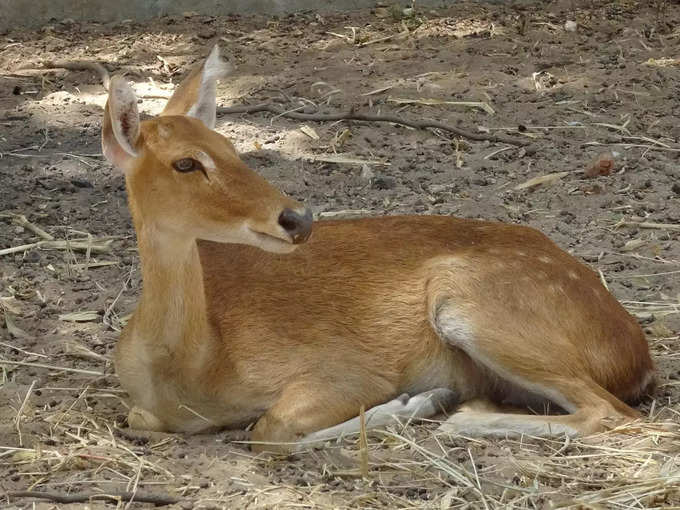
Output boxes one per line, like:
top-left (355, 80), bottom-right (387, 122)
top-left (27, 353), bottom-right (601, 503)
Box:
top-left (172, 158), bottom-right (203, 173)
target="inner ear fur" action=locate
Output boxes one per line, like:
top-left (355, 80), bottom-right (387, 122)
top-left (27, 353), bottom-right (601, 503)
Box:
top-left (102, 75), bottom-right (140, 170)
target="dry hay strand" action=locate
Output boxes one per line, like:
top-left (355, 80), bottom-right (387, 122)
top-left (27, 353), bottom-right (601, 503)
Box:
top-left (2, 385), bottom-right (178, 506)
top-left (368, 418), bottom-right (680, 509)
top-left (3, 392), bottom-right (679, 508)
top-left (0, 238), bottom-right (113, 257)
top-left (505, 423), bottom-right (680, 508)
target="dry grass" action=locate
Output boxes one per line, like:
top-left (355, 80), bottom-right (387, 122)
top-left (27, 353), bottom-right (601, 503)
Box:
top-left (1, 392), bottom-right (678, 508)
top-left (0, 332), bottom-right (678, 509)
top-left (1, 0), bottom-right (679, 507)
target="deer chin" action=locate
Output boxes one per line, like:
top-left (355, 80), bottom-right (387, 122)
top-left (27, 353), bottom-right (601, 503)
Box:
top-left (193, 222), bottom-right (295, 253)
top-left (248, 228), bottom-right (298, 254)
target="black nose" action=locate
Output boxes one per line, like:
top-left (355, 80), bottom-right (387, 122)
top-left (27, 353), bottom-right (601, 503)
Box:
top-left (278, 207), bottom-right (313, 244)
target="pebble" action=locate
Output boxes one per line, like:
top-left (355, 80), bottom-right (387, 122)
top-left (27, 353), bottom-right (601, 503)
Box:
top-left (372, 176), bottom-right (396, 190)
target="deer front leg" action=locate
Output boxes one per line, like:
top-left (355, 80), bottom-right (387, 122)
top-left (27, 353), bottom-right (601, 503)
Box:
top-left (250, 383), bottom-right (457, 454)
top-left (127, 406), bottom-right (166, 431)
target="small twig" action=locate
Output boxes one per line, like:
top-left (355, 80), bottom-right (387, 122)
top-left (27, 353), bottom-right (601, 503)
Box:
top-left (361, 86), bottom-right (394, 96)
top-left (621, 135), bottom-right (671, 148)
top-left (306, 155), bottom-right (388, 166)
top-left (484, 146), bottom-right (515, 160)
top-left (125, 459), bottom-right (145, 510)
top-left (5, 214), bottom-right (54, 241)
top-left (317, 209), bottom-right (373, 219)
top-left (68, 260), bottom-right (119, 270)
top-left (6, 490), bottom-right (180, 506)
top-left (388, 97), bottom-right (495, 115)
top-left (618, 221), bottom-right (680, 231)
top-left (550, 435), bottom-right (571, 457)
top-left (15, 380), bottom-right (36, 447)
top-left (177, 404), bottom-right (215, 425)
top-left (0, 341), bottom-right (49, 358)
top-left (23, 60), bottom-right (111, 90)
top-left (103, 268), bottom-right (132, 331)
top-left (326, 31), bottom-right (353, 43)
top-left (217, 103), bottom-right (531, 147)
top-left (0, 359), bottom-right (105, 376)
top-left (359, 405), bottom-right (369, 479)
top-left (583, 141), bottom-right (680, 153)
top-left (0, 239), bottom-right (113, 256)
top-left (359, 33), bottom-right (399, 47)
top-left (610, 269), bottom-right (680, 279)
top-left (0, 151), bottom-right (103, 160)
top-left (598, 269), bottom-right (610, 291)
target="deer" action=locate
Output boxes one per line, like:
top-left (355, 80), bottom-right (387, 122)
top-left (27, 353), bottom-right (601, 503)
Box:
top-left (102, 45), bottom-right (655, 454)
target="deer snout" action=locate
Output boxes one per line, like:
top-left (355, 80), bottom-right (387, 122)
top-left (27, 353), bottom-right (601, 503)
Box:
top-left (278, 207), bottom-right (313, 244)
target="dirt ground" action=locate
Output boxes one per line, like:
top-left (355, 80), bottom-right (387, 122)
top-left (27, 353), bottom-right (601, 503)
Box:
top-left (1, 0), bottom-right (679, 508)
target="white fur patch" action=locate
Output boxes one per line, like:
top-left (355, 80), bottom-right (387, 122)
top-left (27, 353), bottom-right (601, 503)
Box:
top-left (203, 44), bottom-right (233, 82)
top-left (438, 411), bottom-right (580, 438)
top-left (435, 306), bottom-right (475, 353)
top-left (157, 122), bottom-right (171, 140)
top-left (195, 151), bottom-right (216, 172)
top-left (297, 389), bottom-right (457, 450)
top-left (434, 303), bottom-right (576, 413)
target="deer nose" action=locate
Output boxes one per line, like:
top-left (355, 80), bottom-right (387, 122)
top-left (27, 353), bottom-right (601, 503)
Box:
top-left (278, 208), bottom-right (313, 244)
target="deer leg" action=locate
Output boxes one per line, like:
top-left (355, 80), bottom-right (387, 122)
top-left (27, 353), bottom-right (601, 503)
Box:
top-left (250, 385), bottom-right (458, 454)
top-left (127, 406), bottom-right (166, 431)
top-left (434, 303), bottom-right (641, 439)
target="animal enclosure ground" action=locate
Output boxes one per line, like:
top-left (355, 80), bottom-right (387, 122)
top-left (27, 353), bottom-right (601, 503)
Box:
top-left (1, 0), bottom-right (680, 508)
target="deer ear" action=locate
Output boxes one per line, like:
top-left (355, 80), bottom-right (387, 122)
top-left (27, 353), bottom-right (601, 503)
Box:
top-left (162, 45), bottom-right (232, 129)
top-left (102, 76), bottom-right (140, 171)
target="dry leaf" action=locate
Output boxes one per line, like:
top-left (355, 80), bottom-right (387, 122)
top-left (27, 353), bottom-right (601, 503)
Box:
top-left (361, 86), bottom-right (393, 96)
top-left (621, 239), bottom-right (646, 252)
top-left (388, 97), bottom-right (495, 115)
top-left (306, 155), bottom-right (389, 166)
top-left (0, 296), bottom-right (22, 314)
top-left (333, 128), bottom-right (351, 149)
top-left (11, 450), bottom-right (39, 462)
top-left (62, 339), bottom-right (107, 361)
top-left (585, 152), bottom-right (615, 177)
top-left (583, 184), bottom-right (603, 194)
top-left (4, 310), bottom-right (30, 338)
top-left (374, 7), bottom-right (391, 18)
top-left (643, 57), bottom-right (680, 67)
top-left (68, 260), bottom-right (119, 271)
top-left (514, 172), bottom-right (569, 191)
top-left (647, 321), bottom-right (674, 338)
top-left (300, 125), bottom-right (320, 140)
top-left (441, 488), bottom-right (459, 510)
top-left (58, 311), bottom-right (100, 322)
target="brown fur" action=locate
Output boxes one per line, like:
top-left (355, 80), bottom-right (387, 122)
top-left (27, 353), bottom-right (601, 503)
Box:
top-left (104, 47), bottom-right (654, 453)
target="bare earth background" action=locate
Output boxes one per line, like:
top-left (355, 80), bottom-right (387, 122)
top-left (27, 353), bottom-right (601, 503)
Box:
top-left (1, 1), bottom-right (679, 508)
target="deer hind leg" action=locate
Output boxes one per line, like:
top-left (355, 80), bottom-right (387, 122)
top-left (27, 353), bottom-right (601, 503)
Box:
top-left (433, 302), bottom-right (641, 438)
top-left (438, 397), bottom-right (620, 438)
top-left (250, 383), bottom-right (458, 454)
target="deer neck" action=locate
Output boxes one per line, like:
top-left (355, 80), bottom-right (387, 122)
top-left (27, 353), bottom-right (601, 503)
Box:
top-left (132, 220), bottom-right (211, 351)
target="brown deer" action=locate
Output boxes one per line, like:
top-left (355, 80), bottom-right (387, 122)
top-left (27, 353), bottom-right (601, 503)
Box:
top-left (102, 46), bottom-right (654, 453)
